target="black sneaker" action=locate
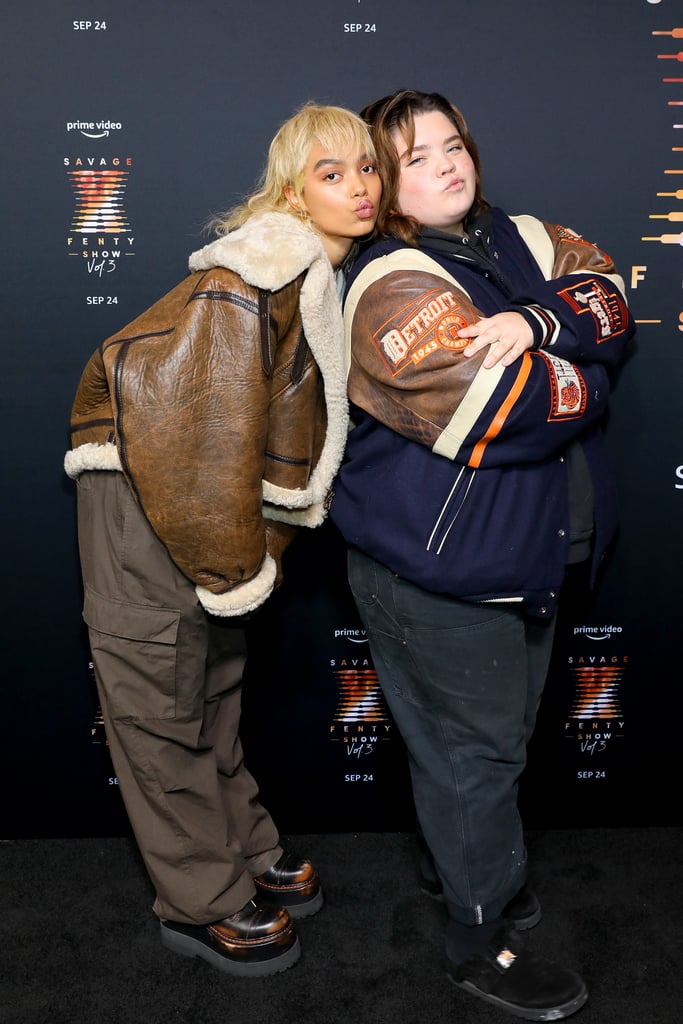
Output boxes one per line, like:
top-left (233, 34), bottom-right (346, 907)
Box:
top-left (160, 898), bottom-right (300, 977)
top-left (419, 874), bottom-right (445, 901)
top-left (504, 884), bottom-right (542, 930)
top-left (447, 926), bottom-right (587, 1021)
top-left (421, 878), bottom-right (541, 931)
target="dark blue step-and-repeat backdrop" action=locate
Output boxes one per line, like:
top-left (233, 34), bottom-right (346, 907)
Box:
top-left (2, 0), bottom-right (681, 837)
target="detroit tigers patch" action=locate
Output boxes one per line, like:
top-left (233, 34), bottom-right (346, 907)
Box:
top-left (557, 277), bottom-right (629, 341)
top-left (372, 287), bottom-right (472, 375)
top-left (540, 351), bottom-right (587, 421)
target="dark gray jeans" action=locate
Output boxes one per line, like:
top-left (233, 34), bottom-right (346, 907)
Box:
top-left (348, 546), bottom-right (557, 927)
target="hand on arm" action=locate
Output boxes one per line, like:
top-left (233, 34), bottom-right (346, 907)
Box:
top-left (347, 261), bottom-right (611, 469)
top-left (458, 311), bottom-right (534, 368)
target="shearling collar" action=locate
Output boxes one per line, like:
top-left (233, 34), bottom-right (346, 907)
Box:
top-left (188, 211), bottom-right (328, 290)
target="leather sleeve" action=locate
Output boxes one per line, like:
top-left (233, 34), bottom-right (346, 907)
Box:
top-left (508, 219), bottom-right (635, 368)
top-left (347, 263), bottom-right (612, 469)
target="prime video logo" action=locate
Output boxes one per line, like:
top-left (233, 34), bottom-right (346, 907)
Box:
top-left (66, 120), bottom-right (123, 138)
top-left (573, 625), bottom-right (623, 641)
top-left (334, 627), bottom-right (368, 643)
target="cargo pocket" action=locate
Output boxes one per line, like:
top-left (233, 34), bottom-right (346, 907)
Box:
top-left (83, 584), bottom-right (181, 721)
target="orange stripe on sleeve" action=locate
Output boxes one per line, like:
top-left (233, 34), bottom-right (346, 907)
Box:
top-left (468, 353), bottom-right (534, 469)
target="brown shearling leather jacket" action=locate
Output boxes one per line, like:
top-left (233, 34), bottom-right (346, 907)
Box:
top-left (65, 213), bottom-right (349, 616)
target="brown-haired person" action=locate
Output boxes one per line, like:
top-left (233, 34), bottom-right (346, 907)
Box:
top-left (331, 89), bottom-right (634, 1019)
top-left (64, 103), bottom-right (381, 978)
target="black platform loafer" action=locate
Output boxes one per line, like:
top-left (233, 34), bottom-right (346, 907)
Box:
top-left (160, 898), bottom-right (300, 977)
top-left (448, 926), bottom-right (588, 1021)
top-left (254, 852), bottom-right (323, 919)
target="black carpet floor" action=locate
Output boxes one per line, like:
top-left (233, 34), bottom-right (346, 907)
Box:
top-left (2, 827), bottom-right (681, 1024)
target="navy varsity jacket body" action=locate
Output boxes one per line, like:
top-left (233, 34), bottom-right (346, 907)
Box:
top-left (330, 207), bottom-right (635, 619)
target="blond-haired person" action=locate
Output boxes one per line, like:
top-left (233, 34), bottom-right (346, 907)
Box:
top-left (65, 103), bottom-right (381, 977)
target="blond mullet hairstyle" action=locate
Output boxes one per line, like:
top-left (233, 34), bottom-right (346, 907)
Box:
top-left (213, 103), bottom-right (377, 234)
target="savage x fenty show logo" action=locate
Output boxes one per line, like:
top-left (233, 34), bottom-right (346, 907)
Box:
top-left (329, 627), bottom-right (393, 763)
top-left (565, 624), bottom-right (627, 776)
top-left (65, 152), bottom-right (135, 276)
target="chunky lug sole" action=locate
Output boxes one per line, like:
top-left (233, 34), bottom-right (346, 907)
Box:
top-left (159, 921), bottom-right (301, 977)
top-left (449, 971), bottom-right (588, 1021)
top-left (255, 886), bottom-right (324, 920)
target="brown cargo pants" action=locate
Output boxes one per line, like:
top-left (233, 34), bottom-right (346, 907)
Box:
top-left (76, 470), bottom-right (282, 924)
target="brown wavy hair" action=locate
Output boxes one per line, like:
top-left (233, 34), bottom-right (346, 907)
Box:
top-left (360, 89), bottom-right (489, 245)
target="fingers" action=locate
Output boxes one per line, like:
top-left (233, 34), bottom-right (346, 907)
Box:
top-left (482, 341), bottom-right (527, 368)
top-left (460, 313), bottom-right (534, 368)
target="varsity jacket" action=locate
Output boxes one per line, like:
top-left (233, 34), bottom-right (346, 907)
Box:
top-left (330, 208), bottom-right (635, 618)
top-left (65, 212), bottom-right (349, 617)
